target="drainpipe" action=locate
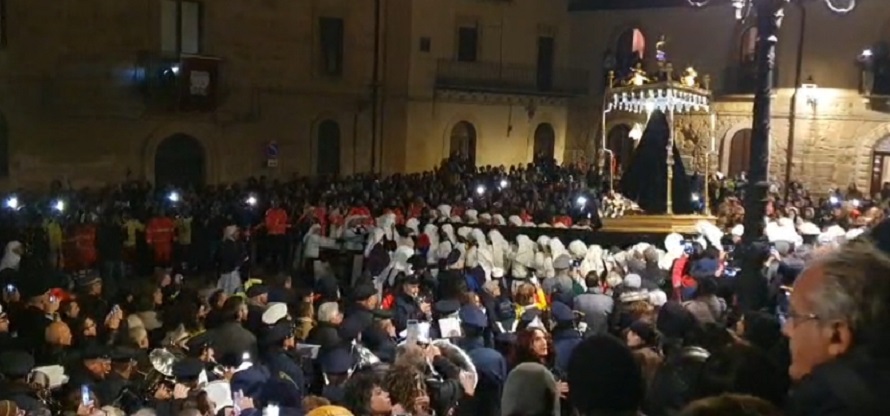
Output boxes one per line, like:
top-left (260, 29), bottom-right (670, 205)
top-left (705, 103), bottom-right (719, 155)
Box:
top-left (370, 0), bottom-right (381, 173)
top-left (784, 2), bottom-right (806, 201)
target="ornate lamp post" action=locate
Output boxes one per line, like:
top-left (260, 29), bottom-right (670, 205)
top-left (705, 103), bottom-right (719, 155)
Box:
top-left (688, 0), bottom-right (856, 311)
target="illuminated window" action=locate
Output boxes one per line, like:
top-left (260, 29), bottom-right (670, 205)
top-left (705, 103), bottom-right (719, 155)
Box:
top-left (740, 27), bottom-right (757, 64)
top-left (160, 0), bottom-right (202, 54)
top-left (616, 28), bottom-right (646, 78)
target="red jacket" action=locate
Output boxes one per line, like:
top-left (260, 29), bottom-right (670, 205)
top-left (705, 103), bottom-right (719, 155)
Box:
top-left (670, 255), bottom-right (697, 299)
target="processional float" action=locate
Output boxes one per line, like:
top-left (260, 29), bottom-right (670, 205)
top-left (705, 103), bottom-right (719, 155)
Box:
top-left (599, 48), bottom-right (717, 234)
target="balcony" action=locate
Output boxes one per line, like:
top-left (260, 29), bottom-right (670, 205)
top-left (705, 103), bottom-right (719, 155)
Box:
top-left (720, 63), bottom-right (778, 96)
top-left (137, 52), bottom-right (223, 113)
top-left (435, 59), bottom-right (589, 96)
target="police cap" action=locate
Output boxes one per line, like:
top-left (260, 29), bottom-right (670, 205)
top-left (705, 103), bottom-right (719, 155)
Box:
top-left (458, 305), bottom-right (488, 329)
top-left (263, 321), bottom-right (296, 345)
top-left (434, 299), bottom-right (461, 316)
top-left (0, 350), bottom-right (35, 378)
top-left (184, 332), bottom-right (213, 357)
top-left (172, 357), bottom-right (205, 382)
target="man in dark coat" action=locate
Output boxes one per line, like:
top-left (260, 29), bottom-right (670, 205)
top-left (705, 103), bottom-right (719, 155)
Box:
top-left (456, 305), bottom-right (506, 416)
top-left (550, 302), bottom-right (583, 375)
top-left (0, 351), bottom-right (46, 413)
top-left (208, 297), bottom-right (258, 360)
top-left (261, 321), bottom-right (304, 409)
top-left (392, 274), bottom-right (428, 334)
top-left (338, 283), bottom-right (396, 363)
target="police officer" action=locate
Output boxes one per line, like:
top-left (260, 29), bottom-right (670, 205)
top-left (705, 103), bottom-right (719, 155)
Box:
top-left (549, 302), bottom-right (582, 375)
top-left (218, 351), bottom-right (270, 407)
top-left (96, 346), bottom-right (139, 409)
top-left (456, 305), bottom-right (506, 416)
top-left (245, 285), bottom-right (270, 334)
top-left (318, 347), bottom-right (355, 404)
top-left (0, 350), bottom-right (45, 412)
top-left (261, 321), bottom-right (304, 409)
top-left (392, 274), bottom-right (428, 334)
top-left (183, 331), bottom-right (220, 382)
top-left (339, 283), bottom-right (395, 363)
top-left (68, 343), bottom-right (111, 389)
top-left (430, 299), bottom-right (462, 340)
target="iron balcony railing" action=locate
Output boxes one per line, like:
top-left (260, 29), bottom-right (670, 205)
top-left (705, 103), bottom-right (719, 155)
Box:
top-left (435, 59), bottom-right (589, 96)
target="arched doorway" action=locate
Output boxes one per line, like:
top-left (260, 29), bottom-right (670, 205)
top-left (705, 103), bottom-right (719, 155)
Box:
top-left (870, 135), bottom-right (890, 195)
top-left (533, 123), bottom-right (556, 162)
top-left (723, 128), bottom-right (752, 178)
top-left (0, 113), bottom-right (8, 178)
top-left (155, 134), bottom-right (205, 188)
top-left (316, 120), bottom-right (341, 176)
top-left (607, 124), bottom-right (634, 175)
top-left (615, 28), bottom-right (646, 79)
top-left (449, 121), bottom-right (477, 166)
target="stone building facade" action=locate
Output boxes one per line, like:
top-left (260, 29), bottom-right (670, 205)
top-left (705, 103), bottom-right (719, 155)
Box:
top-left (0, 0), bottom-right (585, 189)
top-left (1, 0), bottom-right (887, 193)
top-left (566, 0), bottom-right (890, 195)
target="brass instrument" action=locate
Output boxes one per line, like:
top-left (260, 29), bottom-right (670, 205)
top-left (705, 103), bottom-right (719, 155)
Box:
top-left (395, 338), bottom-right (478, 389)
top-left (27, 369), bottom-right (62, 413)
top-left (350, 341), bottom-right (381, 373)
top-left (143, 348), bottom-right (179, 394)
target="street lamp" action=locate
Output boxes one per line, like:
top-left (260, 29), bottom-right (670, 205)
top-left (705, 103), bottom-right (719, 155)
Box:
top-left (688, 0), bottom-right (857, 312)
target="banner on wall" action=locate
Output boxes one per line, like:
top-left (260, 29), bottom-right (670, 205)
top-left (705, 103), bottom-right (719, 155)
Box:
top-left (179, 55), bottom-right (221, 112)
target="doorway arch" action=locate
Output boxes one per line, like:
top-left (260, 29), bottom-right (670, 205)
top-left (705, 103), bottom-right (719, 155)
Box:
top-left (607, 124), bottom-right (634, 175)
top-left (316, 120), bottom-right (341, 176)
top-left (533, 123), bottom-right (556, 162)
top-left (870, 135), bottom-right (890, 195)
top-left (0, 112), bottom-right (8, 178)
top-left (154, 134), bottom-right (205, 188)
top-left (449, 121), bottom-right (477, 166)
top-left (723, 128), bottom-right (752, 178)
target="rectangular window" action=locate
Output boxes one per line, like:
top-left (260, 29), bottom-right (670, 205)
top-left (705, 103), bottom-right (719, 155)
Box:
top-left (457, 26), bottom-right (478, 62)
top-left (319, 17), bottom-right (344, 77)
top-left (161, 0), bottom-right (202, 54)
top-left (419, 36), bottom-right (431, 53)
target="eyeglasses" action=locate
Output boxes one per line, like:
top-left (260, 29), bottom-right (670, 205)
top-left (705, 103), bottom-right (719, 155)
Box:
top-left (786, 308), bottom-right (820, 326)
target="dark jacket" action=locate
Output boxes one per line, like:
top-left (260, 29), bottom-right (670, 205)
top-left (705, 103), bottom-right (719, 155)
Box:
top-left (392, 292), bottom-right (424, 334)
top-left (339, 304), bottom-right (397, 363)
top-left (786, 349), bottom-right (890, 416)
top-left (263, 349), bottom-right (304, 408)
top-left (0, 381), bottom-right (46, 413)
top-left (458, 337), bottom-right (506, 416)
top-left (208, 321), bottom-right (258, 360)
top-left (305, 322), bottom-right (342, 351)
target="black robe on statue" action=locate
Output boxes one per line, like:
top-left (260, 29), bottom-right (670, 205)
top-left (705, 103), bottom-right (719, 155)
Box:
top-left (619, 111), bottom-right (694, 214)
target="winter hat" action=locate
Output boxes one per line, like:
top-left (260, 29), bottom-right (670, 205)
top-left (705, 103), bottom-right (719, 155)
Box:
top-left (567, 335), bottom-right (644, 414)
top-left (502, 362), bottom-right (561, 416)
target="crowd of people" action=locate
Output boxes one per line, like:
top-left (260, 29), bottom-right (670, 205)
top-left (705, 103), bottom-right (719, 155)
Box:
top-left (0, 157), bottom-right (888, 416)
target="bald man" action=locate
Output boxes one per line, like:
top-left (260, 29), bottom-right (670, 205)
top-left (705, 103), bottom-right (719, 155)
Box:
top-left (45, 320), bottom-right (72, 347)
